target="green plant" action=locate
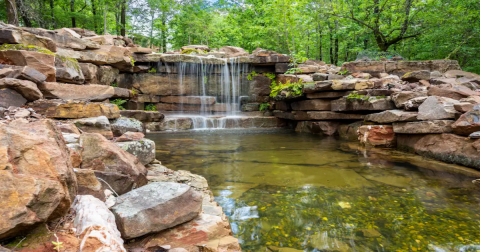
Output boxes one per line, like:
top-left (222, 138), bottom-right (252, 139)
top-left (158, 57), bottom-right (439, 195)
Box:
top-left (148, 68), bottom-right (157, 73)
top-left (346, 92), bottom-right (386, 101)
top-left (131, 89), bottom-right (137, 96)
top-left (259, 102), bottom-right (270, 111)
top-left (338, 69), bottom-right (350, 75)
top-left (269, 79), bottom-right (304, 98)
top-left (52, 234), bottom-right (63, 252)
top-left (145, 104), bottom-right (157, 111)
top-left (247, 71), bottom-right (259, 81)
top-left (111, 83), bottom-right (118, 87)
top-left (110, 99), bottom-right (127, 110)
top-left (0, 44), bottom-right (55, 55)
top-left (264, 73), bottom-right (276, 80)
top-left (181, 48), bottom-right (206, 55)
top-left (129, 56), bottom-right (135, 66)
top-left (285, 68), bottom-right (303, 75)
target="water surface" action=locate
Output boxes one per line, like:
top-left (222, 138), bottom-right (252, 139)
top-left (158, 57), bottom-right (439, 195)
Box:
top-left (148, 129), bottom-right (480, 252)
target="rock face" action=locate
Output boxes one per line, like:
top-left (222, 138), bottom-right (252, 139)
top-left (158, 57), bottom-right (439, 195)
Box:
top-left (452, 105), bottom-right (480, 136)
top-left (295, 121), bottom-right (341, 136)
top-left (393, 120), bottom-right (454, 134)
top-left (331, 97), bottom-right (395, 111)
top-left (219, 46), bottom-right (249, 57)
top-left (365, 110), bottom-right (418, 123)
top-left (0, 119), bottom-right (77, 240)
top-left (0, 88), bottom-right (27, 107)
top-left (358, 125), bottom-right (396, 147)
top-left (397, 134), bottom-right (480, 169)
top-left (0, 50), bottom-right (56, 81)
top-left (427, 86), bottom-right (477, 100)
top-left (146, 118), bottom-right (193, 131)
top-left (115, 138), bottom-right (156, 165)
top-left (119, 110), bottom-right (164, 122)
top-left (79, 133), bottom-right (148, 187)
top-left (55, 56), bottom-right (85, 84)
top-left (401, 70), bottom-right (430, 82)
top-left (0, 29), bottom-right (57, 52)
top-left (38, 82), bottom-right (130, 101)
top-left (391, 91), bottom-right (427, 108)
top-left (0, 78), bottom-right (43, 101)
top-left (72, 195), bottom-right (126, 252)
top-left (417, 96), bottom-right (459, 120)
top-left (291, 99), bottom-right (331, 111)
top-left (74, 115), bottom-right (114, 139)
top-left (111, 182), bottom-right (202, 239)
top-left (29, 99), bottom-right (120, 119)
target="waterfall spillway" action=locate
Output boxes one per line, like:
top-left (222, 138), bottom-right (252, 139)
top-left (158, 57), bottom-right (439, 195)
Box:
top-left (157, 56), bottom-right (251, 130)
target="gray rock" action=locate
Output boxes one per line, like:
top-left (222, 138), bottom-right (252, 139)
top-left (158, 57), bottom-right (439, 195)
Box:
top-left (145, 117), bottom-right (193, 131)
top-left (430, 71), bottom-right (442, 78)
top-left (111, 182), bottom-right (202, 239)
top-left (111, 117), bottom-right (144, 137)
top-left (0, 88), bottom-right (27, 108)
top-left (312, 73), bottom-right (328, 81)
top-left (115, 138), bottom-right (155, 165)
top-left (404, 97), bottom-right (428, 111)
top-left (74, 116), bottom-right (113, 139)
top-left (365, 110), bottom-right (418, 123)
top-left (391, 91), bottom-right (428, 108)
top-left (469, 131), bottom-right (480, 139)
top-left (94, 170), bottom-right (135, 196)
top-left (62, 133), bottom-right (80, 144)
top-left (55, 56), bottom-right (85, 84)
top-left (331, 97), bottom-right (395, 111)
top-left (417, 96), bottom-right (459, 120)
top-left (393, 120), bottom-right (454, 134)
top-left (401, 70), bottom-right (430, 82)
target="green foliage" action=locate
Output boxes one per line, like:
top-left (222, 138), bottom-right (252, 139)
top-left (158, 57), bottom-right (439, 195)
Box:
top-left (247, 71), bottom-right (259, 81)
top-left (346, 92), bottom-right (386, 101)
top-left (259, 102), bottom-right (270, 111)
top-left (145, 104), bottom-right (157, 111)
top-left (0, 44), bottom-right (55, 55)
top-left (129, 56), bottom-right (135, 66)
top-left (181, 48), bottom-right (206, 55)
top-left (148, 68), bottom-right (157, 73)
top-left (111, 83), bottom-right (118, 87)
top-left (269, 79), bottom-right (304, 98)
top-left (110, 99), bottom-right (127, 110)
top-left (338, 69), bottom-right (349, 75)
top-left (285, 68), bottom-right (303, 75)
top-left (264, 73), bottom-right (276, 80)
top-left (131, 89), bottom-right (137, 96)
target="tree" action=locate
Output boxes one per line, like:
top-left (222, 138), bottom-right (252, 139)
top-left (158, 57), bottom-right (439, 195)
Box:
top-left (5, 0), bottom-right (19, 25)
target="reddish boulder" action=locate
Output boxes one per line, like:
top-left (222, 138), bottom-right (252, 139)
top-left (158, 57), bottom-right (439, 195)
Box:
top-left (358, 125), bottom-right (396, 147)
top-left (0, 50), bottom-right (55, 81)
top-left (452, 105), bottom-right (480, 136)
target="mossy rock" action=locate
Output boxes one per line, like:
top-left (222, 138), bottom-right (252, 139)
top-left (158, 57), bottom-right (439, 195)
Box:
top-left (0, 44), bottom-right (55, 55)
top-left (181, 48), bottom-right (207, 55)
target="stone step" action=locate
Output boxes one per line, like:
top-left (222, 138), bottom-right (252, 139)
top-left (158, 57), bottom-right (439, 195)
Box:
top-left (274, 111), bottom-right (365, 121)
top-left (291, 99), bottom-right (331, 111)
top-left (155, 103), bottom-right (230, 112)
top-left (331, 97), bottom-right (395, 112)
top-left (39, 82), bottom-right (131, 101)
top-left (145, 116), bottom-right (284, 131)
top-left (120, 110), bottom-right (164, 122)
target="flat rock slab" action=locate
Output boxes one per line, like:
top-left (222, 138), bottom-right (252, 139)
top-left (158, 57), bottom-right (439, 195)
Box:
top-left (391, 91), bottom-right (428, 108)
top-left (452, 105), bottom-right (480, 136)
top-left (341, 60), bottom-right (461, 77)
top-left (291, 99), bottom-right (331, 111)
top-left (331, 97), bottom-right (395, 111)
top-left (274, 111), bottom-right (365, 121)
top-left (306, 90), bottom-right (352, 99)
top-left (332, 79), bottom-right (375, 90)
top-left (120, 110), bottom-right (164, 122)
top-left (112, 182), bottom-right (202, 239)
top-left (39, 82), bottom-right (131, 101)
top-left (393, 120), bottom-right (454, 134)
top-left (29, 99), bottom-right (120, 119)
top-left (365, 110), bottom-right (418, 123)
top-left (159, 96), bottom-right (216, 105)
top-left (417, 96), bottom-right (459, 120)
top-left (302, 81), bottom-right (333, 93)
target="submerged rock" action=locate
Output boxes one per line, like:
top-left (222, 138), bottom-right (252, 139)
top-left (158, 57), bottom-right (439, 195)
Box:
top-left (111, 182), bottom-right (202, 239)
top-left (358, 125), bottom-right (396, 147)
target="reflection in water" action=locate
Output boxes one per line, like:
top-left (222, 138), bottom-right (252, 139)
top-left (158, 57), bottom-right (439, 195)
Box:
top-left (147, 129), bottom-right (480, 252)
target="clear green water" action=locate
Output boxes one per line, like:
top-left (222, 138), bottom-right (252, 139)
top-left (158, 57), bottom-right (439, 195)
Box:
top-left (147, 129), bottom-right (480, 252)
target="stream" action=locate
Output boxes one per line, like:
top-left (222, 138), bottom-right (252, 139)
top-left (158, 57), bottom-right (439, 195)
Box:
top-left (147, 129), bottom-right (480, 252)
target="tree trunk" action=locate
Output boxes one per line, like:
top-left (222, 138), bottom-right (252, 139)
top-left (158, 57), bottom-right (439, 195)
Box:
top-left (16, 0), bottom-right (32, 27)
top-left (50, 0), bottom-right (55, 28)
top-left (92, 0), bottom-right (97, 33)
top-left (70, 0), bottom-right (76, 27)
top-left (149, 11), bottom-right (154, 48)
top-left (334, 20), bottom-right (339, 66)
top-left (306, 29), bottom-right (310, 59)
top-left (120, 0), bottom-right (126, 36)
top-left (5, 0), bottom-right (19, 26)
top-left (329, 29), bottom-right (333, 64)
top-left (103, 0), bottom-right (107, 34)
top-left (161, 19), bottom-right (167, 52)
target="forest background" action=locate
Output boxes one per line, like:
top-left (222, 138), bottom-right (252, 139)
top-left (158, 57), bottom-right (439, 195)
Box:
top-left (1, 0), bottom-right (479, 73)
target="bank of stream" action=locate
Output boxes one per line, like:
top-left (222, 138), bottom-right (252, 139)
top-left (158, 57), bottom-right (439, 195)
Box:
top-left (147, 129), bottom-right (480, 252)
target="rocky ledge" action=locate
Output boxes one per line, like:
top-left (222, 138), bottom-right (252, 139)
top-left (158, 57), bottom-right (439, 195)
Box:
top-left (0, 114), bottom-right (240, 251)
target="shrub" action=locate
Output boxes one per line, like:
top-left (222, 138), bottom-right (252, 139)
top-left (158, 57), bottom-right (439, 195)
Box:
top-left (110, 99), bottom-right (127, 110)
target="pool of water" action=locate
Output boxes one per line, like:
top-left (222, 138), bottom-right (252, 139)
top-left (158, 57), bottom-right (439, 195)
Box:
top-left (147, 129), bottom-right (480, 252)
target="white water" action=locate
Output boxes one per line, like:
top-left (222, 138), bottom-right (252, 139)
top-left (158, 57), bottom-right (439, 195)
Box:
top-left (160, 56), bottom-right (251, 130)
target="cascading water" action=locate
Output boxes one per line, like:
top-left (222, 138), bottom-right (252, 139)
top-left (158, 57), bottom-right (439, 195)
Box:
top-left (159, 55), bottom-right (252, 130)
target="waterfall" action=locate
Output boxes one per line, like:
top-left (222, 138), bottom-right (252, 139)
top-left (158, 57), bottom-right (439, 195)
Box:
top-left (161, 55), bottom-right (252, 130)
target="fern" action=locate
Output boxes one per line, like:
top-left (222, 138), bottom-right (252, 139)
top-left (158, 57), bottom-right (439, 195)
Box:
top-left (247, 71), bottom-right (259, 81)
top-left (110, 99), bottom-right (127, 110)
top-left (145, 104), bottom-right (157, 111)
top-left (259, 102), bottom-right (270, 111)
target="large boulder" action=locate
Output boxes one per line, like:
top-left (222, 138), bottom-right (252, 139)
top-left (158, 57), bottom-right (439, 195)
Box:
top-left (79, 133), bottom-right (147, 186)
top-left (0, 88), bottom-right (27, 108)
top-left (358, 125), bottom-right (396, 147)
top-left (0, 78), bottom-right (43, 101)
top-left (111, 182), bottom-right (202, 239)
top-left (0, 50), bottom-right (55, 81)
top-left (145, 117), bottom-right (193, 131)
top-left (331, 97), bottom-right (395, 111)
top-left (401, 70), bottom-right (430, 82)
top-left (111, 117), bottom-right (144, 136)
top-left (0, 29), bottom-right (57, 52)
top-left (115, 138), bottom-right (155, 165)
top-left (397, 134), bottom-right (480, 169)
top-left (0, 119), bottom-right (77, 240)
top-left (427, 86), bottom-right (477, 101)
top-left (417, 96), bottom-right (459, 120)
top-left (219, 46), bottom-right (249, 57)
top-left (393, 120), bottom-right (454, 134)
top-left (55, 56), bottom-right (85, 84)
top-left (38, 82), bottom-right (130, 101)
top-left (0, 65), bottom-right (47, 84)
top-left (72, 195), bottom-right (126, 252)
top-left (452, 105), bottom-right (480, 136)
top-left (391, 91), bottom-right (428, 108)
top-left (29, 99), bottom-right (120, 119)
top-left (21, 27), bottom-right (100, 50)
top-left (74, 116), bottom-right (114, 139)
top-left (119, 110), bottom-right (164, 122)
top-left (79, 63), bottom-right (99, 84)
